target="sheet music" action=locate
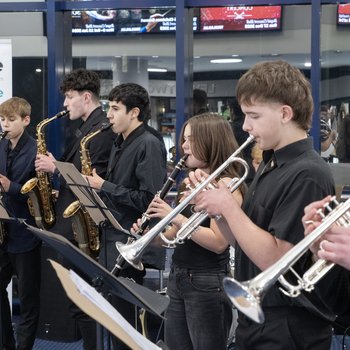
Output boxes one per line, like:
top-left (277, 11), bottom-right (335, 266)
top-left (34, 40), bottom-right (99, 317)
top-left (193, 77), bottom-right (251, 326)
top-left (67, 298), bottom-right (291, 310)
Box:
top-left (69, 269), bottom-right (161, 350)
top-left (54, 161), bottom-right (129, 234)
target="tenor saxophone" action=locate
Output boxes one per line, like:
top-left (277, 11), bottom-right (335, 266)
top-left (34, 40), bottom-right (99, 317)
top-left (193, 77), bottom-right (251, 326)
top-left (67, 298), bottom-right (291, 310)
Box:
top-left (21, 110), bottom-right (69, 229)
top-left (63, 123), bottom-right (112, 258)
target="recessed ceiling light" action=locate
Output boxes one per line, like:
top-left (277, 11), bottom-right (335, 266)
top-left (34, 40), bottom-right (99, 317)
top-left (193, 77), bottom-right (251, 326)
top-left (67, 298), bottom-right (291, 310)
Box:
top-left (304, 62), bottom-right (312, 67)
top-left (35, 68), bottom-right (42, 73)
top-left (148, 68), bottom-right (167, 72)
top-left (152, 56), bottom-right (159, 58)
top-left (231, 54), bottom-right (240, 57)
top-left (194, 56), bottom-right (201, 59)
top-left (210, 58), bottom-right (242, 64)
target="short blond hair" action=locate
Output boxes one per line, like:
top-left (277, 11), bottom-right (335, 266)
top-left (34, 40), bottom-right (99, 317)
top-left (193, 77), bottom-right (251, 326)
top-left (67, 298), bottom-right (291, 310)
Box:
top-left (0, 97), bottom-right (31, 119)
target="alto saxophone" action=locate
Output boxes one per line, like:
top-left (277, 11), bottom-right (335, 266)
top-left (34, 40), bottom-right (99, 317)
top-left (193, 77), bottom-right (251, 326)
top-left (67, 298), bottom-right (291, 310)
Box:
top-left (63, 123), bottom-right (112, 258)
top-left (21, 110), bottom-right (69, 229)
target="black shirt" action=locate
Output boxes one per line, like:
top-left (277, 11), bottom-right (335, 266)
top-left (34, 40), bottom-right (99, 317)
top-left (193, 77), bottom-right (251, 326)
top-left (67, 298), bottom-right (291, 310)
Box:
top-left (172, 204), bottom-right (229, 270)
top-left (236, 137), bottom-right (335, 309)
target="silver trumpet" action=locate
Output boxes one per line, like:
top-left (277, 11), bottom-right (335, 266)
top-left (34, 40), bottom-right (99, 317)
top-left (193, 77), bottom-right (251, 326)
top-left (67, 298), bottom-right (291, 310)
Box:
top-left (223, 196), bottom-right (350, 324)
top-left (159, 169), bottom-right (248, 247)
top-left (115, 135), bottom-right (255, 271)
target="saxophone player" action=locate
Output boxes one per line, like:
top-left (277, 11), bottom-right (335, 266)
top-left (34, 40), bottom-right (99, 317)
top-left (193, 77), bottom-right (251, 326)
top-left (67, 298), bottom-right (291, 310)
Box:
top-left (84, 83), bottom-right (167, 350)
top-left (35, 69), bottom-right (115, 350)
top-left (0, 97), bottom-right (41, 350)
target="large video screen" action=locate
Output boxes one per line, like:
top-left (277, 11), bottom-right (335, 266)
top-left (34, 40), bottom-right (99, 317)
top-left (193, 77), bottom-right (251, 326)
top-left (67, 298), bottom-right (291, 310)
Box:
top-left (337, 4), bottom-right (350, 25)
top-left (72, 8), bottom-right (199, 35)
top-left (200, 6), bottom-right (282, 32)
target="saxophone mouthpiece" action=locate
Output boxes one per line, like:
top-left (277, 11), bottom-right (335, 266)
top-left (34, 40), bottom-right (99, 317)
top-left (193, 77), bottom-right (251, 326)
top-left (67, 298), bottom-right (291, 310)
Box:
top-left (0, 131), bottom-right (8, 141)
top-left (101, 122), bottom-right (112, 131)
top-left (56, 110), bottom-right (69, 119)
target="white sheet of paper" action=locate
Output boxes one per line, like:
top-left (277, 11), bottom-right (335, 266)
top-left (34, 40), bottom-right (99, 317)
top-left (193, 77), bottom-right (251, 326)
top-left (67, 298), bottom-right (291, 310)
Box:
top-left (69, 269), bottom-right (161, 350)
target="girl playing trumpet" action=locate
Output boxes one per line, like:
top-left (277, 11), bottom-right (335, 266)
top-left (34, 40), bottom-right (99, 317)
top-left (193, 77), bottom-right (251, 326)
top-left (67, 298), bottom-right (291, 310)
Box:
top-left (132, 113), bottom-right (247, 350)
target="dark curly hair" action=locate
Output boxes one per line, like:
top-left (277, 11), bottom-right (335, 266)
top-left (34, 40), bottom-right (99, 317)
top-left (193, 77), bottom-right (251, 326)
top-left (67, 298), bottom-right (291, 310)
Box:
top-left (108, 83), bottom-right (150, 122)
top-left (60, 69), bottom-right (100, 100)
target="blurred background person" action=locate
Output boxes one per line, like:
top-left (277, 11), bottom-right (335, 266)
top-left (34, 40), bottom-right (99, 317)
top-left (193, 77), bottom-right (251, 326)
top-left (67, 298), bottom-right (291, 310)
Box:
top-left (192, 89), bottom-right (209, 116)
top-left (320, 105), bottom-right (337, 162)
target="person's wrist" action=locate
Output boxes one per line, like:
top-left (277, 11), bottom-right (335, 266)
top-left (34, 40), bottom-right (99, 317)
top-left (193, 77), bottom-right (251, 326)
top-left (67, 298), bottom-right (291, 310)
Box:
top-left (173, 215), bottom-right (186, 228)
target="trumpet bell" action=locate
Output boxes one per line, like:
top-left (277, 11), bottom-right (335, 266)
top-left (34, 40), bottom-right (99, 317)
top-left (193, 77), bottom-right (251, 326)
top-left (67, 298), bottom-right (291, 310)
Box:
top-left (115, 241), bottom-right (144, 271)
top-left (223, 277), bottom-right (264, 324)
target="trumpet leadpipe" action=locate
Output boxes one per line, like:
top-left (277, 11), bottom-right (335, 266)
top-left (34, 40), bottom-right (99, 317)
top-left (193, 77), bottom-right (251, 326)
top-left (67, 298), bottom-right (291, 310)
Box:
top-left (115, 135), bottom-right (255, 270)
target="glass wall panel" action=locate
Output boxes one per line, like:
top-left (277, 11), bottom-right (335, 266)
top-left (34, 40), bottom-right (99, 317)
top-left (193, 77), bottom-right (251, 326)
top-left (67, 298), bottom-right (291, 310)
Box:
top-left (71, 7), bottom-right (177, 161)
top-left (193, 5), bottom-right (312, 121)
top-left (0, 11), bottom-right (47, 135)
top-left (320, 4), bottom-right (350, 166)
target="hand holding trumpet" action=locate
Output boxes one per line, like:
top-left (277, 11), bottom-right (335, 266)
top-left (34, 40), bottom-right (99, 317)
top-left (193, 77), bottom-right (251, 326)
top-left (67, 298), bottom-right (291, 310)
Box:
top-left (303, 195), bottom-right (350, 270)
top-left (188, 169), bottom-right (241, 218)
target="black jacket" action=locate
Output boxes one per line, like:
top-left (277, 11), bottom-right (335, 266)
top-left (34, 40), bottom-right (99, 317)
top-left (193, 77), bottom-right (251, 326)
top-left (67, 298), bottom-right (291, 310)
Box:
top-left (53, 106), bottom-right (116, 240)
top-left (0, 130), bottom-right (40, 253)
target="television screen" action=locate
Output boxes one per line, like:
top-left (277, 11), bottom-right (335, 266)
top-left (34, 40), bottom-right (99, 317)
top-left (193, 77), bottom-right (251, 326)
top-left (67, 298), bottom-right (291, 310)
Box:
top-left (200, 6), bottom-right (282, 32)
top-left (337, 4), bottom-right (350, 25)
top-left (72, 8), bottom-right (199, 35)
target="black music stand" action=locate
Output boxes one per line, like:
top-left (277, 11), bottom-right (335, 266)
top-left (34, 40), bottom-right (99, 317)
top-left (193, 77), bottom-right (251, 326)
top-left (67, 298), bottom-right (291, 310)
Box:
top-left (25, 224), bottom-right (169, 350)
top-left (53, 161), bottom-right (129, 234)
top-left (0, 197), bottom-right (10, 349)
top-left (0, 197), bottom-right (23, 350)
top-left (49, 259), bottom-right (163, 350)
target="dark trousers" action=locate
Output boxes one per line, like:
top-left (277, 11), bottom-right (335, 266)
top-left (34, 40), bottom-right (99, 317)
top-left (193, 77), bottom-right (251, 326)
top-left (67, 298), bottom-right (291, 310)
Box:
top-left (99, 227), bottom-right (146, 350)
top-left (165, 265), bottom-right (233, 350)
top-left (57, 251), bottom-right (97, 350)
top-left (0, 245), bottom-right (41, 350)
top-left (236, 306), bottom-right (332, 350)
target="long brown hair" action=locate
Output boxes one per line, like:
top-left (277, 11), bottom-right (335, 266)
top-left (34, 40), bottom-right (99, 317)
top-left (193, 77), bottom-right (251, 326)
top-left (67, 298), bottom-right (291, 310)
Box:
top-left (179, 113), bottom-right (244, 183)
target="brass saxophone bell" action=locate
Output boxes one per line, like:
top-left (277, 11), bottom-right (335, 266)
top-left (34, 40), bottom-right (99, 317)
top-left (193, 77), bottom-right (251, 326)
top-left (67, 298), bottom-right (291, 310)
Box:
top-left (63, 200), bottom-right (81, 218)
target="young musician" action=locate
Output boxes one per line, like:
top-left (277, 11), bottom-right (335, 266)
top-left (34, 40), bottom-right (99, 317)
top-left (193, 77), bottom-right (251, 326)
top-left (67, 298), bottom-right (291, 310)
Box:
top-left (191, 61), bottom-right (337, 349)
top-left (0, 97), bottom-right (40, 350)
top-left (34, 68), bottom-right (115, 350)
top-left (85, 82), bottom-right (167, 350)
top-left (132, 113), bottom-right (246, 350)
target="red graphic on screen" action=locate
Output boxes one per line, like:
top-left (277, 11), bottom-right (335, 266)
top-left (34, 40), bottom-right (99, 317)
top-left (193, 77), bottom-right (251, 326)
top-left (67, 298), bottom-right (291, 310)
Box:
top-left (200, 6), bottom-right (282, 32)
top-left (338, 4), bottom-right (350, 25)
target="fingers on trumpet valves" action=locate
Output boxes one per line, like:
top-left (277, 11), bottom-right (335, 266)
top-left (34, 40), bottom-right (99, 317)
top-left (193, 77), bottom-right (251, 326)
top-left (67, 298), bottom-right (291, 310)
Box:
top-left (319, 240), bottom-right (328, 252)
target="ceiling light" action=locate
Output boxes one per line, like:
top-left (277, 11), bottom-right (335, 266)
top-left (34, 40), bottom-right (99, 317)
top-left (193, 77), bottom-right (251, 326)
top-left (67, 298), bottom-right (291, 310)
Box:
top-left (147, 68), bottom-right (167, 72)
top-left (304, 62), bottom-right (312, 67)
top-left (210, 58), bottom-right (242, 64)
top-left (35, 68), bottom-right (42, 73)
